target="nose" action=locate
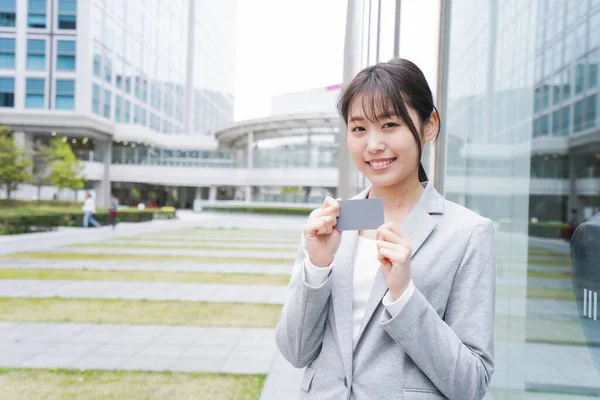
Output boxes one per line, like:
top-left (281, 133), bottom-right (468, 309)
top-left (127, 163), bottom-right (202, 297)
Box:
top-left (366, 131), bottom-right (385, 153)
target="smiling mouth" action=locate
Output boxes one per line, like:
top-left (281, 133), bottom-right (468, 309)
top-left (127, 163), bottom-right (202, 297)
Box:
top-left (366, 158), bottom-right (397, 170)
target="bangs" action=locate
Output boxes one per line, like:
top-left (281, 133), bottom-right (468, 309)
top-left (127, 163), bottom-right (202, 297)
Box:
top-left (338, 65), bottom-right (416, 135)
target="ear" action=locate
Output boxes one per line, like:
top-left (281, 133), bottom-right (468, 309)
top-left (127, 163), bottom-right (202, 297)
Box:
top-left (422, 111), bottom-right (439, 144)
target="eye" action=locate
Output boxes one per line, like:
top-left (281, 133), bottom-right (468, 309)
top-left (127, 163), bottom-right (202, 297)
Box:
top-left (350, 126), bottom-right (366, 132)
top-left (382, 122), bottom-right (398, 129)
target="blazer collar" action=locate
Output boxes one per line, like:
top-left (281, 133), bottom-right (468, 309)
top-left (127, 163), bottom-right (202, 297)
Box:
top-left (332, 181), bottom-right (445, 371)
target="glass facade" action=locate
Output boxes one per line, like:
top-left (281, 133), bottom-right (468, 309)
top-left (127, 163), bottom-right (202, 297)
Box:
top-left (0, 0), bottom-right (16, 27)
top-left (0, 37), bottom-right (15, 69)
top-left (25, 78), bottom-right (44, 109)
top-left (0, 76), bottom-right (14, 107)
top-left (57, 0), bottom-right (76, 30)
top-left (56, 40), bottom-right (76, 71)
top-left (26, 39), bottom-right (45, 70)
top-left (441, 0), bottom-right (600, 397)
top-left (28, 0), bottom-right (46, 28)
top-left (55, 79), bottom-right (74, 110)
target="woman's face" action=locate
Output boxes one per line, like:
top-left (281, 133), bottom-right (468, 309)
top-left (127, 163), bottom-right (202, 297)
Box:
top-left (346, 96), bottom-right (424, 188)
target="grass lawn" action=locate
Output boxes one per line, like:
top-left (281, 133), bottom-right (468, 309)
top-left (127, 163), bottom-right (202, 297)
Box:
top-left (0, 369), bottom-right (265, 400)
top-left (68, 243), bottom-right (298, 253)
top-left (0, 269), bottom-right (291, 286)
top-left (0, 298), bottom-right (282, 328)
top-left (495, 315), bottom-right (595, 347)
top-left (5, 253), bottom-right (294, 265)
top-left (495, 285), bottom-right (575, 301)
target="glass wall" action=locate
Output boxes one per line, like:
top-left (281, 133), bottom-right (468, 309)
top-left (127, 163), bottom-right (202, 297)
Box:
top-left (442, 0), bottom-right (600, 398)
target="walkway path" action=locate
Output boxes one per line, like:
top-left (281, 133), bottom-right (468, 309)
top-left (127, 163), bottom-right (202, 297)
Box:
top-left (0, 321), bottom-right (276, 374)
top-left (0, 258), bottom-right (293, 275)
top-left (0, 279), bottom-right (287, 304)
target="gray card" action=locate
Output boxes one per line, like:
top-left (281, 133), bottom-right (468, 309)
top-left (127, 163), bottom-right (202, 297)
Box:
top-left (336, 198), bottom-right (385, 231)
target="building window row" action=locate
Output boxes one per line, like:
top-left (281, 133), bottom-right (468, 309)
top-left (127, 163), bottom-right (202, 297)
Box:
top-left (0, 76), bottom-right (74, 109)
top-left (1, 0), bottom-right (76, 29)
top-left (0, 37), bottom-right (75, 71)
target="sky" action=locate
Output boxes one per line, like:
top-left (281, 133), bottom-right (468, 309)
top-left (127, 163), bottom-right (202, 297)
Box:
top-left (234, 0), bottom-right (440, 122)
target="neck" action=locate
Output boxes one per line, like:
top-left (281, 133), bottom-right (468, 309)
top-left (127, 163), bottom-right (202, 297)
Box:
top-left (367, 174), bottom-right (425, 213)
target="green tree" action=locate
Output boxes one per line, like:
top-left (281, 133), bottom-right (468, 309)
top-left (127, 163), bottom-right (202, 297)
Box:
top-left (47, 138), bottom-right (86, 197)
top-left (0, 126), bottom-right (33, 199)
top-left (31, 139), bottom-right (54, 200)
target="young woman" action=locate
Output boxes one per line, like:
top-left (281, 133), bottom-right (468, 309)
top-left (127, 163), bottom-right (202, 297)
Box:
top-left (275, 59), bottom-right (496, 400)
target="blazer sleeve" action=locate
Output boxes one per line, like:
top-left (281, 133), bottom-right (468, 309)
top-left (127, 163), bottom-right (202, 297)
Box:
top-left (275, 215), bottom-right (333, 368)
top-left (379, 218), bottom-right (496, 400)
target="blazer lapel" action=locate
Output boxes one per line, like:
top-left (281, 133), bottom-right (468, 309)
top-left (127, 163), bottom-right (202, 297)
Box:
top-left (352, 181), bottom-right (443, 350)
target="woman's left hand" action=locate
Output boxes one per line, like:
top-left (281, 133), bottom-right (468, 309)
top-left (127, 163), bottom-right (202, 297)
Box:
top-left (376, 222), bottom-right (412, 300)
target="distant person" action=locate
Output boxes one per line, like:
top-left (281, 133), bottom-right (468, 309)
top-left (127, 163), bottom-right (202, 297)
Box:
top-left (108, 193), bottom-right (119, 230)
top-left (82, 193), bottom-right (100, 228)
top-left (571, 211), bottom-right (600, 373)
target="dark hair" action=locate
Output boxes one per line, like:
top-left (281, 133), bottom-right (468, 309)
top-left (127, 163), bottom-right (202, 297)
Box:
top-left (337, 58), bottom-right (440, 182)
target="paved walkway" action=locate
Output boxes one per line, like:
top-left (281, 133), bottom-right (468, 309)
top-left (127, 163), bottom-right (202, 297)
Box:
top-left (0, 258), bottom-right (293, 275)
top-left (102, 240), bottom-right (299, 250)
top-left (0, 279), bottom-right (287, 304)
top-left (0, 322), bottom-right (276, 374)
top-left (45, 247), bottom-right (297, 260)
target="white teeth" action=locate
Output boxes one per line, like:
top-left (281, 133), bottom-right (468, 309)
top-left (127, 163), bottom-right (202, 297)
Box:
top-left (370, 160), bottom-right (393, 168)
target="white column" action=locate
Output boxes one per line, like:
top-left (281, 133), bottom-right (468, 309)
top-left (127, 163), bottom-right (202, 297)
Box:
top-left (245, 186), bottom-right (252, 203)
top-left (13, 131), bottom-right (33, 152)
top-left (209, 185), bottom-right (217, 202)
top-left (247, 131), bottom-right (254, 168)
top-left (195, 187), bottom-right (202, 200)
top-left (93, 140), bottom-right (112, 208)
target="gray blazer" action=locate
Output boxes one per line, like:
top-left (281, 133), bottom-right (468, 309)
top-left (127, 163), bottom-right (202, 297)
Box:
top-left (275, 181), bottom-right (496, 400)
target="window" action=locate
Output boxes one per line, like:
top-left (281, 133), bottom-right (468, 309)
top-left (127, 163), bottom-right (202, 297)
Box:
top-left (562, 105), bottom-right (571, 135)
top-left (104, 53), bottom-right (111, 83)
top-left (114, 57), bottom-right (123, 90)
top-left (124, 64), bottom-right (131, 93)
top-left (591, 12), bottom-right (600, 49)
top-left (588, 49), bottom-right (599, 89)
top-left (93, 44), bottom-right (101, 77)
top-left (103, 89), bottom-right (111, 118)
top-left (26, 39), bottom-right (45, 70)
top-left (25, 78), bottom-right (45, 108)
top-left (0, 0), bottom-right (16, 27)
top-left (0, 77), bottom-right (14, 107)
top-left (585, 94), bottom-right (597, 129)
top-left (141, 78), bottom-right (147, 103)
top-left (134, 104), bottom-right (140, 123)
top-left (562, 68), bottom-right (572, 100)
top-left (123, 99), bottom-right (130, 123)
top-left (57, 0), bottom-right (76, 29)
top-left (574, 98), bottom-right (585, 132)
top-left (0, 38), bottom-right (15, 68)
top-left (115, 95), bottom-right (122, 122)
top-left (28, 0), bottom-right (46, 28)
top-left (56, 40), bottom-right (75, 70)
top-left (92, 84), bottom-right (100, 114)
top-left (55, 79), bottom-right (74, 109)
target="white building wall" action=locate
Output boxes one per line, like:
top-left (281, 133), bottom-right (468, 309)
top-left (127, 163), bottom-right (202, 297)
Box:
top-left (271, 85), bottom-right (341, 115)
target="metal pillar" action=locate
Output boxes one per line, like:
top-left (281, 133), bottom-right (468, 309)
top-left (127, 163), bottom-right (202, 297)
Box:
top-left (338, 0), bottom-right (364, 200)
top-left (434, 0), bottom-right (450, 194)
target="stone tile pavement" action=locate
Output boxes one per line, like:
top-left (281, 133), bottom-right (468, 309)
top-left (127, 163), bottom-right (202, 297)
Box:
top-left (0, 258), bottom-right (293, 275)
top-left (0, 322), bottom-right (277, 374)
top-left (0, 279), bottom-right (287, 304)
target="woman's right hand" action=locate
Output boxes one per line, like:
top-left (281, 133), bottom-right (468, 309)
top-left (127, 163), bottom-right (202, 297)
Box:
top-left (303, 196), bottom-right (342, 268)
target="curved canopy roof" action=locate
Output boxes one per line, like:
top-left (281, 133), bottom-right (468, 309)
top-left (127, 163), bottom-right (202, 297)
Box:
top-left (216, 112), bottom-right (342, 148)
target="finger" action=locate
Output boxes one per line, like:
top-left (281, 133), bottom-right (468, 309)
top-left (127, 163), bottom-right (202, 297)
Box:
top-left (385, 222), bottom-right (407, 240)
top-left (322, 197), bottom-right (340, 216)
top-left (305, 217), bottom-right (328, 236)
top-left (321, 215), bottom-right (337, 234)
top-left (379, 245), bottom-right (410, 264)
top-left (380, 228), bottom-right (411, 248)
top-left (375, 240), bottom-right (396, 251)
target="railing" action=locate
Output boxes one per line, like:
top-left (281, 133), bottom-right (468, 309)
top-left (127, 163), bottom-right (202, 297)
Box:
top-left (75, 150), bottom-right (104, 162)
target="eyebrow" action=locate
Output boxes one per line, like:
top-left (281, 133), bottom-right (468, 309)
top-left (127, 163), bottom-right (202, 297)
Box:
top-left (349, 111), bottom-right (398, 123)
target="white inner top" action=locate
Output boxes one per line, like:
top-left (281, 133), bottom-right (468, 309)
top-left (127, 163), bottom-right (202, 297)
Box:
top-left (351, 235), bottom-right (381, 345)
